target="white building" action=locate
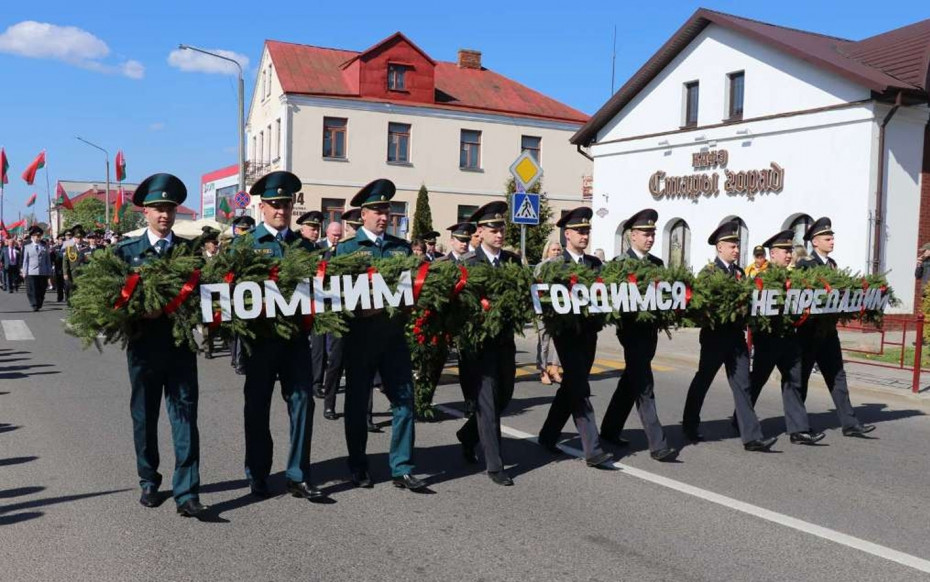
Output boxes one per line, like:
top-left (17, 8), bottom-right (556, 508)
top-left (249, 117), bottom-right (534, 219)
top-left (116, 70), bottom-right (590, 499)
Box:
top-left (572, 9), bottom-right (930, 312)
top-left (242, 32), bottom-right (592, 240)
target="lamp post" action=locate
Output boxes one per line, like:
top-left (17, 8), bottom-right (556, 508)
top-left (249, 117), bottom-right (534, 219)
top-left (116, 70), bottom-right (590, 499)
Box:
top-left (178, 44), bottom-right (246, 197)
top-left (76, 136), bottom-right (110, 227)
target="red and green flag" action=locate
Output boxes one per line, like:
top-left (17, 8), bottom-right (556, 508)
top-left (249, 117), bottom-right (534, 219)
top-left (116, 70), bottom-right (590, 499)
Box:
top-left (115, 150), bottom-right (126, 181)
top-left (8, 218), bottom-right (25, 235)
top-left (0, 148), bottom-right (9, 185)
top-left (56, 182), bottom-right (74, 210)
top-left (25, 193), bottom-right (36, 207)
top-left (218, 196), bottom-right (232, 219)
top-left (21, 151), bottom-right (45, 185)
top-left (113, 187), bottom-right (124, 223)
top-left (0, 222), bottom-right (8, 239)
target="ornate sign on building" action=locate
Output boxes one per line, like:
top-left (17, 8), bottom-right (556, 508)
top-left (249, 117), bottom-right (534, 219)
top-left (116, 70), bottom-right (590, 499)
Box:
top-left (648, 149), bottom-right (784, 202)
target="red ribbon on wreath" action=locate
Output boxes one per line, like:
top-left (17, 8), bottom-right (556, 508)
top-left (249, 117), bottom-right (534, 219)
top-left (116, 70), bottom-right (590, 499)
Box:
top-left (569, 274), bottom-right (579, 289)
top-left (164, 269), bottom-right (201, 315)
top-left (367, 266), bottom-right (378, 282)
top-left (208, 271), bottom-right (236, 330)
top-left (480, 297), bottom-right (491, 311)
top-left (452, 265), bottom-right (468, 298)
top-left (627, 273), bottom-right (638, 284)
top-left (269, 265), bottom-right (280, 283)
top-left (754, 277), bottom-right (763, 291)
top-left (113, 273), bottom-right (141, 311)
top-left (412, 261), bottom-right (430, 303)
top-left (302, 261), bottom-right (328, 331)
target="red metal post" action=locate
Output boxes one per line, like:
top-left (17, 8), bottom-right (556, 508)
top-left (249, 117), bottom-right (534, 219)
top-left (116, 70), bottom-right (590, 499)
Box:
top-left (912, 314), bottom-right (924, 394)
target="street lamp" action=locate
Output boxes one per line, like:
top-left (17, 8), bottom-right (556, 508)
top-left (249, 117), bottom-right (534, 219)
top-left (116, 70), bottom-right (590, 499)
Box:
top-left (76, 136), bottom-right (110, 226)
top-left (178, 44), bottom-right (246, 200)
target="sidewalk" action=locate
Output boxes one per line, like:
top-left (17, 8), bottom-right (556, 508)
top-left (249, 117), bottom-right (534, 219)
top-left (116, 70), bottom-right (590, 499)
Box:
top-left (515, 326), bottom-right (930, 405)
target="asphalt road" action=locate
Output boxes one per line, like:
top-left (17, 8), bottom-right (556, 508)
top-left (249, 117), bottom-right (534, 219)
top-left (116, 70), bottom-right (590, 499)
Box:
top-left (2, 290), bottom-right (929, 581)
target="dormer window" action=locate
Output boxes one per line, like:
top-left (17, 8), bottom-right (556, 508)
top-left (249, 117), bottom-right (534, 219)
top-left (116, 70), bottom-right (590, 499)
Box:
top-left (387, 64), bottom-right (408, 91)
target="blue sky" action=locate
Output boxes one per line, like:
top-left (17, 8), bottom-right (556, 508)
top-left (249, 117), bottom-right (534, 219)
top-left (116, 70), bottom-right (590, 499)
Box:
top-left (0, 0), bottom-right (926, 225)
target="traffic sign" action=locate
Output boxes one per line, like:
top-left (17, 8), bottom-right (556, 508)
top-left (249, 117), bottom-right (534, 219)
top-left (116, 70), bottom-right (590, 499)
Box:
top-left (233, 191), bottom-right (251, 209)
top-left (509, 151), bottom-right (543, 191)
top-left (512, 191), bottom-right (540, 226)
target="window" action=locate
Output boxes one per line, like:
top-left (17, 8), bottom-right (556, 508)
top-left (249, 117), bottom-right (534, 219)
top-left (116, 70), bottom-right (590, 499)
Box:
top-left (322, 198), bottom-right (345, 227)
top-left (266, 124), bottom-right (272, 162)
top-left (666, 219), bottom-right (691, 268)
top-left (717, 216), bottom-right (749, 266)
top-left (387, 122), bottom-right (411, 163)
top-left (251, 136), bottom-right (256, 162)
top-left (457, 205), bottom-right (478, 224)
top-left (785, 214), bottom-right (813, 254)
top-left (258, 131), bottom-right (264, 164)
top-left (387, 64), bottom-right (408, 91)
top-left (261, 69), bottom-right (267, 100)
top-left (684, 81), bottom-right (699, 127)
top-left (521, 135), bottom-right (541, 162)
top-left (728, 72), bottom-right (744, 120)
top-left (274, 118), bottom-right (281, 160)
top-left (267, 65), bottom-right (273, 97)
top-left (460, 129), bottom-right (481, 170)
top-left (387, 201), bottom-right (407, 238)
top-left (323, 117), bottom-right (347, 159)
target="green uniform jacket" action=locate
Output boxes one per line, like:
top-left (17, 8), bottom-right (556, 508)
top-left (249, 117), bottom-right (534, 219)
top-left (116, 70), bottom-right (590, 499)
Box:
top-left (62, 243), bottom-right (90, 280)
top-left (249, 223), bottom-right (317, 258)
top-left (333, 229), bottom-right (411, 259)
top-left (113, 232), bottom-right (193, 267)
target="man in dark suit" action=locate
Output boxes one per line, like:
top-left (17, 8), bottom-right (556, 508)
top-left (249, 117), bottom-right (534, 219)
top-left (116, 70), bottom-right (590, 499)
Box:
top-left (3, 238), bottom-right (22, 293)
top-left (435, 223), bottom-right (474, 264)
top-left (747, 229), bottom-right (824, 445)
top-left (681, 219), bottom-right (778, 452)
top-left (241, 171), bottom-right (323, 502)
top-left (537, 207), bottom-right (613, 467)
top-left (51, 234), bottom-right (65, 302)
top-left (795, 217), bottom-right (874, 437)
top-left (422, 231), bottom-right (440, 262)
top-left (296, 210), bottom-right (330, 401)
top-left (599, 209), bottom-right (677, 461)
top-left (114, 173), bottom-right (206, 518)
top-left (455, 202), bottom-right (520, 486)
top-left (296, 210), bottom-right (323, 246)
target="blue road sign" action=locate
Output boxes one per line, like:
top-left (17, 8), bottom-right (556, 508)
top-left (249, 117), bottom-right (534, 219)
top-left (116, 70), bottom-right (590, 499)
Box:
top-left (512, 191), bottom-right (540, 226)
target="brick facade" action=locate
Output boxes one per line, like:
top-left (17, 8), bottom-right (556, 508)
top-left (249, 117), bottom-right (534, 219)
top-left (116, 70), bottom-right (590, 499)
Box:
top-left (914, 124), bottom-right (930, 313)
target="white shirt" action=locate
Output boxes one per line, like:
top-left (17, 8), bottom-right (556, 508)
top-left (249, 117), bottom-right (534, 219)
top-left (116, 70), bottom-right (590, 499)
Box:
top-left (718, 258), bottom-right (732, 270)
top-left (146, 229), bottom-right (174, 251)
top-left (482, 245), bottom-right (501, 264)
top-left (630, 247), bottom-right (647, 260)
top-left (261, 223), bottom-right (290, 240)
top-left (360, 226), bottom-right (384, 246)
top-left (566, 249), bottom-right (585, 264)
top-left (813, 251), bottom-right (830, 264)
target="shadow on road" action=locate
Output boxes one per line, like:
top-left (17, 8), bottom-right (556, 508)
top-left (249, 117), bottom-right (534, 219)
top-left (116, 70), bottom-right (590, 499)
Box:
top-left (0, 488), bottom-right (130, 527)
top-left (0, 486), bottom-right (45, 499)
top-left (0, 456), bottom-right (38, 467)
top-left (0, 423), bottom-right (21, 434)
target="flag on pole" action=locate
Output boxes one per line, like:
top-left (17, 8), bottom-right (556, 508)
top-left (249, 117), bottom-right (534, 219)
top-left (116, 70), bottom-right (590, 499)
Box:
top-left (8, 218), bottom-right (25, 235)
top-left (56, 182), bottom-right (74, 210)
top-left (115, 150), bottom-right (126, 181)
top-left (25, 193), bottom-right (36, 207)
top-left (21, 151), bottom-right (45, 185)
top-left (0, 148), bottom-right (9, 185)
top-left (0, 222), bottom-right (8, 239)
top-left (113, 187), bottom-right (124, 223)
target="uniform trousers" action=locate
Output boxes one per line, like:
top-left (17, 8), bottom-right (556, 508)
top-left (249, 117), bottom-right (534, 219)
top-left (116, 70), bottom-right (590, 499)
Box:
top-left (749, 331), bottom-right (810, 434)
top-left (310, 332), bottom-right (327, 393)
top-left (601, 323), bottom-right (668, 452)
top-left (242, 336), bottom-right (314, 483)
top-left (25, 275), bottom-right (48, 310)
top-left (127, 322), bottom-right (200, 505)
top-left (539, 330), bottom-right (605, 460)
top-left (682, 327), bottom-right (764, 444)
top-left (456, 334), bottom-right (516, 473)
top-left (343, 314), bottom-right (415, 477)
top-left (322, 334), bottom-right (375, 420)
top-left (799, 327), bottom-right (859, 429)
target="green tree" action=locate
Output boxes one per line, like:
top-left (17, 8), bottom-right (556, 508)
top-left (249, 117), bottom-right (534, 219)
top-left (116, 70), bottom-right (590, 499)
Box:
top-left (504, 177), bottom-right (553, 264)
top-left (62, 198), bottom-right (144, 233)
top-left (410, 184), bottom-right (433, 241)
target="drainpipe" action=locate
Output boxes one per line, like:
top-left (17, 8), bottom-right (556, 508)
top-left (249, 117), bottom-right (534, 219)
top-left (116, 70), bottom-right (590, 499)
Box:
top-left (871, 91), bottom-right (903, 274)
top-left (576, 143), bottom-right (594, 161)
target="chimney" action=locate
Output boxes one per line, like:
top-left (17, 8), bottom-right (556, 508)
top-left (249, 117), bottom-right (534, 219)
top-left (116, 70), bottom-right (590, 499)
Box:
top-left (457, 49), bottom-right (482, 70)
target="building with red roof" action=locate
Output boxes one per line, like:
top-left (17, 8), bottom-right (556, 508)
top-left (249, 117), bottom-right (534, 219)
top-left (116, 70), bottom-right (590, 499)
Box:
top-left (239, 32), bottom-right (592, 241)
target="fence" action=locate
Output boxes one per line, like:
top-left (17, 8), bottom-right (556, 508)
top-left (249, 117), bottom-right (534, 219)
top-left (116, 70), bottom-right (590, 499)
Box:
top-left (839, 314), bottom-right (926, 393)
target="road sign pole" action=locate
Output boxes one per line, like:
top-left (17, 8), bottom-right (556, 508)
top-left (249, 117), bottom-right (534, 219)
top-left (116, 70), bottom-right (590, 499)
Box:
top-left (520, 224), bottom-right (526, 261)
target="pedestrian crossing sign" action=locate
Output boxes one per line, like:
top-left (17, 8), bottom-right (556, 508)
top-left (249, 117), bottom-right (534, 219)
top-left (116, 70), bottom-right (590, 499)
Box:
top-left (512, 191), bottom-right (540, 225)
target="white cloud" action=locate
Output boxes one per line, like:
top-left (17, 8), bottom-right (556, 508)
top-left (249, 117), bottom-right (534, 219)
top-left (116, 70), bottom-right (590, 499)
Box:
top-left (149, 122), bottom-right (165, 131)
top-left (0, 21), bottom-right (143, 79)
top-left (167, 48), bottom-right (249, 76)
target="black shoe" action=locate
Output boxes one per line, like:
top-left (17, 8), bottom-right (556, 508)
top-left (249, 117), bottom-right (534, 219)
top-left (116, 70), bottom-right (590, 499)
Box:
top-left (650, 447), bottom-right (679, 462)
top-left (323, 409), bottom-right (337, 420)
top-left (683, 427), bottom-right (704, 442)
top-left (249, 479), bottom-right (271, 498)
top-left (139, 486), bottom-right (160, 508)
top-left (177, 499), bottom-right (209, 518)
top-left (488, 471), bottom-right (514, 486)
top-left (313, 387), bottom-right (325, 399)
top-left (790, 431), bottom-right (826, 445)
top-left (351, 470), bottom-right (373, 488)
top-left (286, 480), bottom-right (324, 500)
top-left (392, 474), bottom-right (427, 492)
top-left (367, 421), bottom-right (382, 433)
top-left (842, 424), bottom-right (876, 437)
top-left (585, 451), bottom-right (614, 468)
top-left (744, 436), bottom-right (778, 452)
top-left (599, 432), bottom-right (630, 447)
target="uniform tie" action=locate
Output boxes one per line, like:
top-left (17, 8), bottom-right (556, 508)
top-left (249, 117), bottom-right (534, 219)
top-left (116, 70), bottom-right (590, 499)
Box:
top-left (578, 256), bottom-right (584, 265)
top-left (275, 232), bottom-right (285, 242)
top-left (154, 239), bottom-right (168, 255)
top-left (374, 238), bottom-right (383, 248)
top-left (492, 257), bottom-right (500, 268)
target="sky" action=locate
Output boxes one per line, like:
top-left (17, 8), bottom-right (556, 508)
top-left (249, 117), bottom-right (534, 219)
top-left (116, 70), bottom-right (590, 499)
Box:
top-left (0, 0), bottom-right (926, 225)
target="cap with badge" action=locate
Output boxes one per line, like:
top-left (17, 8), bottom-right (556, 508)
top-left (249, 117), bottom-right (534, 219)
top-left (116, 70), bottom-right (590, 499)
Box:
top-left (350, 179), bottom-right (396, 210)
top-left (803, 217), bottom-right (833, 242)
top-left (762, 229), bottom-right (795, 249)
top-left (342, 208), bottom-right (362, 227)
top-left (231, 215), bottom-right (256, 231)
top-left (250, 171), bottom-right (302, 201)
top-left (707, 219), bottom-right (742, 245)
top-left (28, 225), bottom-right (43, 236)
top-left (201, 226), bottom-right (220, 242)
top-left (71, 224), bottom-right (86, 237)
top-left (469, 201), bottom-right (508, 229)
top-left (752, 245), bottom-right (765, 257)
top-left (296, 210), bottom-right (324, 226)
top-left (446, 222), bottom-right (476, 241)
top-left (623, 208), bottom-right (658, 231)
top-left (421, 231), bottom-right (440, 244)
top-left (556, 207), bottom-right (593, 230)
top-left (133, 173), bottom-right (187, 207)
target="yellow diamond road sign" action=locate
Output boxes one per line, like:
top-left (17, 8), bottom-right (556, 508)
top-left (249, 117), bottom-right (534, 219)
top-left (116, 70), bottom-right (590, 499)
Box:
top-left (509, 151), bottom-right (543, 191)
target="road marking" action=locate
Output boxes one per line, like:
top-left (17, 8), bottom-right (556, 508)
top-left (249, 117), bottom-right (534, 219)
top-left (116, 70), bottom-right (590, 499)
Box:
top-left (1, 320), bottom-right (34, 341)
top-left (435, 403), bottom-right (930, 575)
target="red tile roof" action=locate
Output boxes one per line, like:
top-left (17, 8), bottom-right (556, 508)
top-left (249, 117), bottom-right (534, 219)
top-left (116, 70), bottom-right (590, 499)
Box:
top-left (266, 38), bottom-right (589, 124)
top-left (572, 8), bottom-right (930, 145)
top-left (74, 188), bottom-right (198, 217)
